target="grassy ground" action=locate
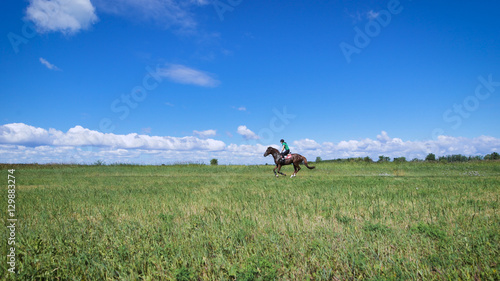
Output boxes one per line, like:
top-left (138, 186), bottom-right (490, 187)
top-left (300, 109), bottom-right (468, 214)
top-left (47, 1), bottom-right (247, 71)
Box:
top-left (1, 162), bottom-right (499, 280)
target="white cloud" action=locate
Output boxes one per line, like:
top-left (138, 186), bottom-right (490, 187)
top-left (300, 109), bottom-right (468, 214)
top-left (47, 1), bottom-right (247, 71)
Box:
top-left (1, 124), bottom-right (500, 165)
top-left (39, 57), bottom-right (61, 70)
top-left (274, 132), bottom-right (500, 162)
top-left (0, 123), bottom-right (52, 145)
top-left (193, 129), bottom-right (216, 138)
top-left (190, 0), bottom-right (210, 5)
top-left (26, 0), bottom-right (98, 34)
top-left (299, 132), bottom-right (500, 161)
top-left (344, 9), bottom-right (362, 24)
top-left (367, 10), bottom-right (380, 20)
top-left (0, 123), bottom-right (225, 151)
top-left (157, 64), bottom-right (220, 87)
top-left (92, 0), bottom-right (208, 31)
top-left (293, 138), bottom-right (321, 150)
top-left (236, 125), bottom-right (259, 140)
top-left (376, 131), bottom-right (391, 143)
top-left (231, 106), bottom-right (246, 111)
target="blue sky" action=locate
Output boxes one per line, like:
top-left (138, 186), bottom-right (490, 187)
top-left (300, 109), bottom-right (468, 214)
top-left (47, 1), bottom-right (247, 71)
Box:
top-left (1, 0), bottom-right (499, 164)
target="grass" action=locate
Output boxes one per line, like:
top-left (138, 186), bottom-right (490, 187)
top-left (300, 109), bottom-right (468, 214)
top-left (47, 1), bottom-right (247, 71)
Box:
top-left (1, 161), bottom-right (499, 280)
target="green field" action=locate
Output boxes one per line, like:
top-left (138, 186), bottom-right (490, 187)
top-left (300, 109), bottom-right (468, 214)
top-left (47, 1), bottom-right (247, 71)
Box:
top-left (1, 162), bottom-right (499, 280)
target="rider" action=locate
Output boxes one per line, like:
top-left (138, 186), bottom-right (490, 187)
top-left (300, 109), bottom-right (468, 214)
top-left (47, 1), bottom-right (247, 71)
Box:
top-left (280, 139), bottom-right (290, 163)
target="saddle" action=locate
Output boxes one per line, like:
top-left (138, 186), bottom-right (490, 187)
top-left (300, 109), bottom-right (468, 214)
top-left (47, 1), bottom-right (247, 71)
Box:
top-left (281, 154), bottom-right (292, 164)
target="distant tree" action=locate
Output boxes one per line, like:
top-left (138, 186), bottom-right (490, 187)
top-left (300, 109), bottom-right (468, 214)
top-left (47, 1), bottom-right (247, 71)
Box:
top-left (315, 156), bottom-right (322, 163)
top-left (485, 152), bottom-right (500, 160)
top-left (445, 154), bottom-right (468, 162)
top-left (425, 153), bottom-right (436, 162)
top-left (393, 157), bottom-right (407, 163)
top-left (378, 155), bottom-right (390, 163)
top-left (210, 158), bottom-right (218, 166)
top-left (363, 156), bottom-right (373, 163)
top-left (348, 157), bottom-right (364, 163)
top-left (411, 158), bottom-right (422, 162)
top-left (470, 156), bottom-right (483, 161)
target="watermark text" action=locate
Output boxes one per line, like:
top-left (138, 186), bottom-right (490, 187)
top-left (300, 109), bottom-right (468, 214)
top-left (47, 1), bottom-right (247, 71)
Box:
top-left (6, 169), bottom-right (17, 274)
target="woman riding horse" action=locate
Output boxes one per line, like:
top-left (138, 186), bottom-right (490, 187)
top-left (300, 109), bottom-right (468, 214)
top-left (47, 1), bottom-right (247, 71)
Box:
top-left (264, 146), bottom-right (315, 178)
top-left (280, 139), bottom-right (290, 163)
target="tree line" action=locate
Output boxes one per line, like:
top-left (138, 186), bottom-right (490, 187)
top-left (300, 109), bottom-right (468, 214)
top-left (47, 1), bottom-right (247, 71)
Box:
top-left (315, 152), bottom-right (500, 163)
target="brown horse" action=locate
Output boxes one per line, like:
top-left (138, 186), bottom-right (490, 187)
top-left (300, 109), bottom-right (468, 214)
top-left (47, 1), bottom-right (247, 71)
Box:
top-left (263, 147), bottom-right (315, 178)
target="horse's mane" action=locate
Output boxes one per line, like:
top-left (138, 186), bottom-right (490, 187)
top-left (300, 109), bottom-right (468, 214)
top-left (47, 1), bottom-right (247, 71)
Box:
top-left (266, 146), bottom-right (279, 153)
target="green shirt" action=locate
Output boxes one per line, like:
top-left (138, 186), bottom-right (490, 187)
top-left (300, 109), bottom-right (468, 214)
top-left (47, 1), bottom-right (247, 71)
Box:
top-left (282, 142), bottom-right (289, 150)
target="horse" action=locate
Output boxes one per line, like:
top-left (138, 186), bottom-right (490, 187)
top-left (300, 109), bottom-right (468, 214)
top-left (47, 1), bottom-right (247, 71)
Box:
top-left (263, 147), bottom-right (315, 178)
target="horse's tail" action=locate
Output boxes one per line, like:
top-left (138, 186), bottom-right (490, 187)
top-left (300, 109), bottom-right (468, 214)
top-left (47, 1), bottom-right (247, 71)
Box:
top-left (302, 156), bottom-right (315, 169)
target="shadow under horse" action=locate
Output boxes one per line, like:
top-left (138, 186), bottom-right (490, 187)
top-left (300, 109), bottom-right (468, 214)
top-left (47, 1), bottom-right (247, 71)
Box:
top-left (263, 147), bottom-right (315, 178)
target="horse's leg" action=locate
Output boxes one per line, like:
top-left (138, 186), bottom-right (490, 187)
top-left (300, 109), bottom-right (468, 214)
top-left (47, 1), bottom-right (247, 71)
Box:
top-left (277, 164), bottom-right (286, 176)
top-left (273, 165), bottom-right (278, 177)
top-left (291, 161), bottom-right (300, 178)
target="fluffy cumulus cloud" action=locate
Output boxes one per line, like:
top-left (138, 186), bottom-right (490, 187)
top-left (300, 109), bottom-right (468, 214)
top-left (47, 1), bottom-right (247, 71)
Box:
top-left (0, 123), bottom-right (225, 151)
top-left (236, 125), bottom-right (259, 140)
top-left (292, 131), bottom-right (500, 161)
top-left (157, 64), bottom-right (220, 87)
top-left (1, 124), bottom-right (499, 164)
top-left (26, 0), bottom-right (98, 34)
top-left (292, 138), bottom-right (320, 150)
top-left (0, 123), bottom-right (52, 145)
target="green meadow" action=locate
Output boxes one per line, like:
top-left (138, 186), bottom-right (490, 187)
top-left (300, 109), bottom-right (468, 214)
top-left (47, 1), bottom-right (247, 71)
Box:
top-left (1, 162), bottom-right (499, 280)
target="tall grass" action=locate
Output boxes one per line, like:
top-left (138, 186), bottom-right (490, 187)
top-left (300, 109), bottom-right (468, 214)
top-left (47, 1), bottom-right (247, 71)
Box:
top-left (1, 162), bottom-right (499, 280)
